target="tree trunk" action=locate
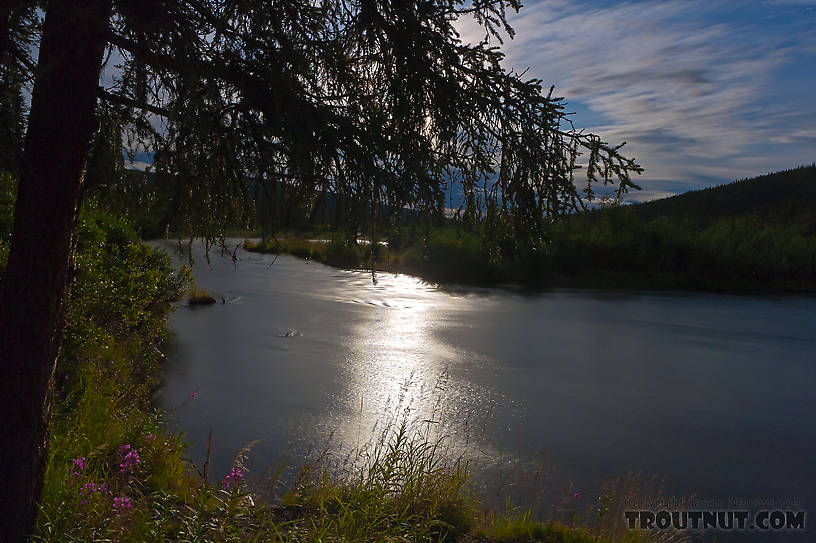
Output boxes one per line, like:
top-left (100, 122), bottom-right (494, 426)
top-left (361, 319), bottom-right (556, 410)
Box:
top-left (0, 1), bottom-right (110, 541)
top-left (0, 4), bottom-right (12, 64)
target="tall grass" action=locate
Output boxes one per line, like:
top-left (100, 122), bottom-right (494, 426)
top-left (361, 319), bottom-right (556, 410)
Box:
top-left (283, 421), bottom-right (473, 541)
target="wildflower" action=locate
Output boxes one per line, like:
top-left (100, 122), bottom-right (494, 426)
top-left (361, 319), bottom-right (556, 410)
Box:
top-left (224, 467), bottom-right (243, 489)
top-left (69, 457), bottom-right (86, 477)
top-left (190, 390), bottom-right (199, 399)
top-left (573, 492), bottom-right (581, 499)
top-left (80, 482), bottom-right (107, 495)
top-left (145, 433), bottom-right (156, 443)
top-left (81, 482), bottom-right (96, 492)
top-left (117, 445), bottom-right (140, 476)
top-left (113, 496), bottom-right (133, 510)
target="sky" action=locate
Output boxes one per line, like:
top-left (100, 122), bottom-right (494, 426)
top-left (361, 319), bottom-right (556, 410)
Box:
top-left (116, 1), bottom-right (816, 204)
top-left (456, 0), bottom-right (816, 202)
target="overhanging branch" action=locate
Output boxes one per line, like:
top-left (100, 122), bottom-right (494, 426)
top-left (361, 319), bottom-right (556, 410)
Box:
top-left (97, 86), bottom-right (171, 117)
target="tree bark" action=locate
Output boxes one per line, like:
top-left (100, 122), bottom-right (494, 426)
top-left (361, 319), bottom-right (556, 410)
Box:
top-left (0, 1), bottom-right (110, 541)
top-left (0, 4), bottom-right (12, 65)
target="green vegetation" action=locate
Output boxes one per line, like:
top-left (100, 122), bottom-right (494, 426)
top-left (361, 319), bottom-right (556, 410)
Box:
top-left (0, 171), bottom-right (16, 269)
top-left (474, 515), bottom-right (653, 543)
top-left (551, 165), bottom-right (816, 293)
top-left (33, 203), bottom-right (191, 541)
top-left (247, 165), bottom-right (816, 293)
top-left (188, 286), bottom-right (218, 306)
top-left (244, 226), bottom-right (510, 285)
top-left (632, 164), bottom-right (816, 223)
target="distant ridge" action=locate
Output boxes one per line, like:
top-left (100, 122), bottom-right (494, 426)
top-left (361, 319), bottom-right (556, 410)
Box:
top-left (555, 164), bottom-right (816, 293)
top-left (633, 164), bottom-right (816, 224)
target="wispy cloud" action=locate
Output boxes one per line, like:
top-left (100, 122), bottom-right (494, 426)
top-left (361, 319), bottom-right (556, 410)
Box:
top-left (457, 0), bottom-right (816, 199)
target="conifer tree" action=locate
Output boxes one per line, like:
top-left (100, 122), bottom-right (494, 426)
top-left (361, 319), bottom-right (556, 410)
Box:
top-left (0, 2), bottom-right (641, 541)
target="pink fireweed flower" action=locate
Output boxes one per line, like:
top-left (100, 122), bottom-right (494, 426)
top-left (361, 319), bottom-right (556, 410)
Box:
top-left (69, 456), bottom-right (86, 477)
top-left (80, 482), bottom-right (107, 494)
top-left (224, 467), bottom-right (243, 489)
top-left (117, 445), bottom-right (140, 476)
top-left (112, 496), bottom-right (133, 510)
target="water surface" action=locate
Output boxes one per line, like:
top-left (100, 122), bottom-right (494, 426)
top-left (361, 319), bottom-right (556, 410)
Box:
top-left (155, 240), bottom-right (816, 537)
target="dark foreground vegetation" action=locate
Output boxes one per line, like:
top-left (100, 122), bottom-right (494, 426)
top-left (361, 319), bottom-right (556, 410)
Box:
top-left (247, 165), bottom-right (816, 294)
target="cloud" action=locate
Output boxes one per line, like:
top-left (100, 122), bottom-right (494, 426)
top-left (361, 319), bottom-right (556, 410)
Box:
top-left (769, 129), bottom-right (816, 144)
top-left (767, 0), bottom-right (816, 5)
top-left (456, 0), bottom-right (816, 201)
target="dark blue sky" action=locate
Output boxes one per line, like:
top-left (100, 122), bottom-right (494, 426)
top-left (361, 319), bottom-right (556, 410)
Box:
top-left (458, 0), bottom-right (816, 202)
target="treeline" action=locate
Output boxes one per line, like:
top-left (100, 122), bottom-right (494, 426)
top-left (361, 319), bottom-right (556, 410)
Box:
top-left (247, 165), bottom-right (816, 293)
top-left (101, 163), bottom-right (816, 293)
top-left (94, 167), bottom-right (439, 245)
top-left (550, 165), bottom-right (816, 292)
top-left (632, 164), bottom-right (816, 225)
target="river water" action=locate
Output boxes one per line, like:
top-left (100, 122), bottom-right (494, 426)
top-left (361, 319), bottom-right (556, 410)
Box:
top-left (154, 239), bottom-right (816, 537)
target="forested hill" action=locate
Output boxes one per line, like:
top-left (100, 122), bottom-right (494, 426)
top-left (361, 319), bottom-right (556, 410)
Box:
top-left (631, 164), bottom-right (816, 224)
top-left (548, 164), bottom-right (816, 293)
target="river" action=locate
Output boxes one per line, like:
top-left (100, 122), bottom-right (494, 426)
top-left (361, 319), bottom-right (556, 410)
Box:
top-left (154, 239), bottom-right (816, 537)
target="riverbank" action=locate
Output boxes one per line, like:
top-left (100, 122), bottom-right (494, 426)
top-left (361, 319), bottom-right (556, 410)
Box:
top-left (243, 221), bottom-right (816, 295)
top-left (241, 166), bottom-right (816, 294)
top-left (2, 205), bottom-right (655, 542)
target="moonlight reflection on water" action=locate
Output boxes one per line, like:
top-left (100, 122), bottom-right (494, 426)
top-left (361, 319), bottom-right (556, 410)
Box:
top-left (340, 273), bottom-right (500, 460)
top-left (156, 239), bottom-right (816, 528)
